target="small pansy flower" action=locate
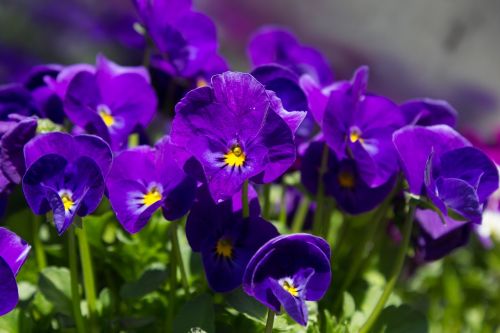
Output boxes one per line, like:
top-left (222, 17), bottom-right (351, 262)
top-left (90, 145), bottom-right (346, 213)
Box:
top-left (243, 234), bottom-right (331, 326)
top-left (106, 136), bottom-right (197, 234)
top-left (186, 186), bottom-right (278, 292)
top-left (22, 132), bottom-right (112, 234)
top-left (0, 227), bottom-right (31, 316)
top-left (171, 71), bottom-right (304, 202)
top-left (400, 98), bottom-right (458, 128)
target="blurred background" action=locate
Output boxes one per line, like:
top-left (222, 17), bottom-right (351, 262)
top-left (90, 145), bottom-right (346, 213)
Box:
top-left (1, 0), bottom-right (500, 136)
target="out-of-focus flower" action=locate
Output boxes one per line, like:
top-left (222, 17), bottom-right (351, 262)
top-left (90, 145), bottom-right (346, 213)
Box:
top-left (186, 186), bottom-right (278, 292)
top-left (399, 98), bottom-right (457, 127)
top-left (301, 141), bottom-right (395, 214)
top-left (0, 227), bottom-right (31, 316)
top-left (106, 137), bottom-right (196, 234)
top-left (0, 84), bottom-right (38, 119)
top-left (22, 132), bottom-right (112, 235)
top-left (64, 54), bottom-right (157, 151)
top-left (394, 125), bottom-right (498, 223)
top-left (243, 234), bottom-right (331, 326)
top-left (171, 71), bottom-right (303, 202)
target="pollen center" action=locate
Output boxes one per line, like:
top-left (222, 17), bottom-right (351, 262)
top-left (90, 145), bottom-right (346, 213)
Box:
top-left (349, 127), bottom-right (363, 143)
top-left (97, 104), bottom-right (115, 127)
top-left (280, 278), bottom-right (299, 297)
top-left (224, 144), bottom-right (246, 168)
top-left (60, 192), bottom-right (74, 212)
top-left (196, 77), bottom-right (208, 88)
top-left (215, 238), bottom-right (233, 258)
top-left (143, 187), bottom-right (162, 206)
top-left (338, 171), bottom-right (355, 188)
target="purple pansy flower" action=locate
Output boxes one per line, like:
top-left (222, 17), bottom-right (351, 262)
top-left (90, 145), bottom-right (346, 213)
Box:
top-left (316, 66), bottom-right (404, 187)
top-left (248, 26), bottom-right (333, 86)
top-left (301, 141), bottom-right (395, 214)
top-left (393, 125), bottom-right (499, 223)
top-left (400, 98), bottom-right (457, 127)
top-left (22, 132), bottom-right (112, 235)
top-left (0, 84), bottom-right (38, 120)
top-left (133, 0), bottom-right (228, 80)
top-left (186, 186), bottom-right (278, 292)
top-left (243, 234), bottom-right (331, 326)
top-left (106, 137), bottom-right (197, 234)
top-left (64, 55), bottom-right (157, 151)
top-left (0, 227), bottom-right (31, 316)
top-left (171, 71), bottom-right (304, 202)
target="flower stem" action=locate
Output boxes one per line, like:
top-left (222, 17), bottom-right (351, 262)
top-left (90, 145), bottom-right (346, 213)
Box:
top-left (68, 227), bottom-right (86, 333)
top-left (242, 180), bottom-right (250, 218)
top-left (279, 185), bottom-right (288, 229)
top-left (291, 196), bottom-right (311, 233)
top-left (33, 214), bottom-right (47, 270)
top-left (171, 220), bottom-right (190, 295)
top-left (312, 144), bottom-right (329, 237)
top-left (264, 309), bottom-right (275, 333)
top-left (75, 220), bottom-right (98, 329)
top-left (262, 184), bottom-right (271, 219)
top-left (358, 203), bottom-right (416, 333)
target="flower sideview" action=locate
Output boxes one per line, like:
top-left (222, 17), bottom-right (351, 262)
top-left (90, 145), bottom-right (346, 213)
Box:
top-left (106, 136), bottom-right (197, 234)
top-left (243, 234), bottom-right (331, 326)
top-left (22, 132), bottom-right (112, 235)
top-left (186, 186), bottom-right (278, 292)
top-left (171, 71), bottom-right (300, 202)
top-left (0, 227), bottom-right (31, 316)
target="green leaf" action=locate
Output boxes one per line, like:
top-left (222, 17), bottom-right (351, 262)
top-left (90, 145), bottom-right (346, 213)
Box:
top-left (0, 309), bottom-right (19, 333)
top-left (38, 267), bottom-right (72, 316)
top-left (342, 291), bottom-right (356, 319)
top-left (120, 262), bottom-right (168, 299)
top-left (173, 293), bottom-right (215, 333)
top-left (224, 288), bottom-right (267, 322)
top-left (372, 305), bottom-right (428, 333)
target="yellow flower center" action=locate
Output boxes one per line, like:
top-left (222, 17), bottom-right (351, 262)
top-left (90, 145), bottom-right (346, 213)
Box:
top-left (281, 279), bottom-right (299, 297)
top-left (224, 145), bottom-right (246, 168)
top-left (349, 127), bottom-right (364, 143)
top-left (143, 187), bottom-right (162, 206)
top-left (60, 193), bottom-right (74, 212)
top-left (196, 77), bottom-right (208, 88)
top-left (97, 105), bottom-right (115, 127)
top-left (215, 238), bottom-right (233, 258)
top-left (338, 171), bottom-right (355, 188)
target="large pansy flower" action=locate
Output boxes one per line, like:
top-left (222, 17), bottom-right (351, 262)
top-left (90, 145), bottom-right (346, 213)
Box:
top-left (171, 71), bottom-right (303, 202)
top-left (243, 234), bottom-right (331, 326)
top-left (106, 137), bottom-right (197, 234)
top-left (394, 125), bottom-right (499, 223)
top-left (22, 132), bottom-right (112, 235)
top-left (0, 227), bottom-right (31, 316)
top-left (186, 186), bottom-right (278, 292)
top-left (64, 55), bottom-right (156, 151)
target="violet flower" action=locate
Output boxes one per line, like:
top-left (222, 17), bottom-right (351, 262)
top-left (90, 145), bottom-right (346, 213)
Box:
top-left (22, 132), bottom-right (112, 235)
top-left (0, 227), bottom-right (31, 316)
top-left (171, 71), bottom-right (304, 202)
top-left (243, 234), bottom-right (331, 326)
top-left (393, 124), bottom-right (499, 223)
top-left (64, 55), bottom-right (157, 151)
top-left (106, 137), bottom-right (197, 234)
top-left (301, 141), bottom-right (395, 214)
top-left (400, 98), bottom-right (457, 127)
top-left (186, 186), bottom-right (278, 292)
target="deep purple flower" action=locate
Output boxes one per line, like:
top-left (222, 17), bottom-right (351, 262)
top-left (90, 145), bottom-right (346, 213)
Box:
top-left (0, 227), bottom-right (31, 316)
top-left (22, 132), bottom-right (112, 235)
top-left (171, 71), bottom-right (303, 202)
top-left (301, 140), bottom-right (395, 214)
top-left (0, 84), bottom-right (38, 120)
top-left (0, 115), bottom-right (38, 194)
top-left (64, 55), bottom-right (157, 151)
top-left (400, 98), bottom-right (457, 127)
top-left (186, 186), bottom-right (278, 292)
top-left (106, 137), bottom-right (197, 234)
top-left (134, 0), bottom-right (228, 79)
top-left (248, 26), bottom-right (333, 86)
top-left (243, 234), bottom-right (331, 326)
top-left (316, 66), bottom-right (404, 187)
top-left (394, 125), bottom-right (499, 223)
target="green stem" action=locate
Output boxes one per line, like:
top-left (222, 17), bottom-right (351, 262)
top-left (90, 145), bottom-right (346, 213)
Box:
top-left (358, 203), bottom-right (416, 333)
top-left (33, 215), bottom-right (47, 270)
top-left (262, 184), bottom-right (271, 219)
top-left (68, 227), bottom-right (86, 333)
top-left (312, 144), bottom-right (329, 237)
top-left (167, 233), bottom-right (177, 331)
top-left (264, 309), bottom-right (275, 333)
top-left (171, 220), bottom-right (190, 295)
top-left (291, 196), bottom-right (311, 233)
top-left (242, 180), bottom-right (250, 218)
top-left (279, 185), bottom-right (287, 228)
top-left (75, 220), bottom-right (98, 330)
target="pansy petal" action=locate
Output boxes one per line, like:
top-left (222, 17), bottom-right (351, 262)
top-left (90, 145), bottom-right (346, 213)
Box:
top-left (435, 177), bottom-right (481, 223)
top-left (400, 98), bottom-right (457, 127)
top-left (0, 256), bottom-right (18, 316)
top-left (0, 227), bottom-right (31, 275)
top-left (268, 277), bottom-right (308, 326)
